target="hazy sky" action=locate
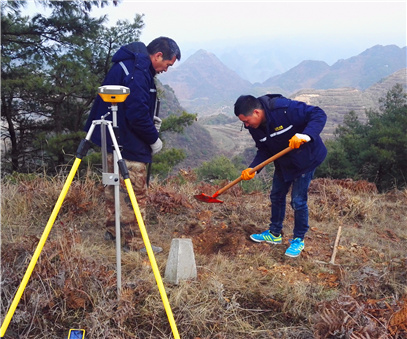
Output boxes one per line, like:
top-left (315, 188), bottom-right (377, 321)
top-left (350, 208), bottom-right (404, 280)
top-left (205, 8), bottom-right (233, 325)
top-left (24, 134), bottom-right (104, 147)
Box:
top-left (87, 1), bottom-right (406, 60)
top-left (25, 0), bottom-right (406, 73)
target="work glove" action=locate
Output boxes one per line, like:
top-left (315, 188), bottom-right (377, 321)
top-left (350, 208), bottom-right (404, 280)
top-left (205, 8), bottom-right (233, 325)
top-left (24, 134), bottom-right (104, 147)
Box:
top-left (150, 138), bottom-right (163, 155)
top-left (289, 133), bottom-right (311, 149)
top-left (153, 116), bottom-right (162, 132)
top-left (241, 168), bottom-right (256, 181)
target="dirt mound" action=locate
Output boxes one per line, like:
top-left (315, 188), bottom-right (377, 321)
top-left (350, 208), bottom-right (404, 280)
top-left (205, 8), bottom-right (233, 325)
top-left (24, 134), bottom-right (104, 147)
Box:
top-left (182, 220), bottom-right (261, 256)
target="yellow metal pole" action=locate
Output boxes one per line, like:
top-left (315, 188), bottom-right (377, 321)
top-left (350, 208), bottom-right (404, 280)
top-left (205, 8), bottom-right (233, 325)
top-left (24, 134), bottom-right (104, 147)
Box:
top-left (123, 178), bottom-right (180, 339)
top-left (0, 157), bottom-right (82, 337)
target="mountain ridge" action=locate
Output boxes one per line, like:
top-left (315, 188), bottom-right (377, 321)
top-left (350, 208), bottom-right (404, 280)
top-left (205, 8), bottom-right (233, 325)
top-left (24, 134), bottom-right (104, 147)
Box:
top-left (160, 44), bottom-right (406, 116)
top-left (161, 49), bottom-right (252, 108)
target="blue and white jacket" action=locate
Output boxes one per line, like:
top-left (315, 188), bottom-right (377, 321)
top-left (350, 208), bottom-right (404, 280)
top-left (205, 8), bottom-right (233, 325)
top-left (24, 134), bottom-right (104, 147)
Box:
top-left (84, 42), bottom-right (158, 163)
top-left (247, 94), bottom-right (327, 181)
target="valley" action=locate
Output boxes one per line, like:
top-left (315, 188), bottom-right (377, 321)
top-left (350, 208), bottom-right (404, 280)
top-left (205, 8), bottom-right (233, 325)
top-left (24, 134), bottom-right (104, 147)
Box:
top-left (204, 120), bottom-right (255, 157)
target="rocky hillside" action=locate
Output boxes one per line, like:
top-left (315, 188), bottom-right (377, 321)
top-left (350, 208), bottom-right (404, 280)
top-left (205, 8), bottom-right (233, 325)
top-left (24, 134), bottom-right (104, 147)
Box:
top-left (156, 80), bottom-right (217, 170)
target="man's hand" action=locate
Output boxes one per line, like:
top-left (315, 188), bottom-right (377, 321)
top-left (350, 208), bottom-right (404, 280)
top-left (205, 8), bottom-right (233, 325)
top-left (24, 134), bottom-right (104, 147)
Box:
top-left (153, 116), bottom-right (162, 132)
top-left (289, 133), bottom-right (311, 149)
top-left (241, 168), bottom-right (256, 181)
top-left (150, 138), bottom-right (163, 155)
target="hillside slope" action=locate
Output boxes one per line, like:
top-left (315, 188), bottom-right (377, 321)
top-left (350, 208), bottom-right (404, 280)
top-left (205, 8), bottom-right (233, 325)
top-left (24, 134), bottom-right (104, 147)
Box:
top-left (1, 175), bottom-right (406, 338)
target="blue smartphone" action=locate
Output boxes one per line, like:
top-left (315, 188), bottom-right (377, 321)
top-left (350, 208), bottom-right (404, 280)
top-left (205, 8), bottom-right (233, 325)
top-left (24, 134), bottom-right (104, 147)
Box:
top-left (68, 329), bottom-right (85, 339)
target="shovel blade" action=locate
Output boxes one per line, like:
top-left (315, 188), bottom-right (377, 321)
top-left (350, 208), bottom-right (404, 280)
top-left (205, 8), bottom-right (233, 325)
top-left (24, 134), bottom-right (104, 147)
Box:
top-left (193, 193), bottom-right (223, 204)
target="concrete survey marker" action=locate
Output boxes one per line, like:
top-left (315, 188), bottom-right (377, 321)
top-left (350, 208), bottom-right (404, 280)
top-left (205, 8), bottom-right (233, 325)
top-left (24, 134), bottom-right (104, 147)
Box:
top-left (165, 238), bottom-right (197, 285)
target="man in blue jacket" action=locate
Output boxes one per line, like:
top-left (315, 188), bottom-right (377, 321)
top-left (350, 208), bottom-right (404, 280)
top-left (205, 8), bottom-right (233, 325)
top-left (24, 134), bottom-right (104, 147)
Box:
top-left (234, 94), bottom-right (327, 257)
top-left (85, 37), bottom-right (181, 252)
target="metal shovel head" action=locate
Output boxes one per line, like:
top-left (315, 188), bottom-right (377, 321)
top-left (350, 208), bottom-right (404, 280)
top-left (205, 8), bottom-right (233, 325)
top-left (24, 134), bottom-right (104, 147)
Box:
top-left (193, 193), bottom-right (223, 204)
top-left (193, 147), bottom-right (293, 205)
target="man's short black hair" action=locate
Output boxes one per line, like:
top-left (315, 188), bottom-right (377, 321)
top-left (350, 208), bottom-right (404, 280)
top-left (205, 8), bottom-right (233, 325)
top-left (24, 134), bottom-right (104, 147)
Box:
top-left (234, 95), bottom-right (262, 116)
top-left (147, 37), bottom-right (181, 61)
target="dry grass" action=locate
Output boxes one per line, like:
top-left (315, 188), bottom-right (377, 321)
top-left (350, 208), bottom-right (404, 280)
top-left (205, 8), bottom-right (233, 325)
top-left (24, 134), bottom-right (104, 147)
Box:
top-left (1, 171), bottom-right (406, 338)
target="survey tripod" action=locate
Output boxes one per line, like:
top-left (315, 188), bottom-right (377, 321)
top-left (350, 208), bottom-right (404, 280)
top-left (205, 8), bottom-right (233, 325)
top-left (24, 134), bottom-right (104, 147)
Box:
top-left (0, 85), bottom-right (180, 339)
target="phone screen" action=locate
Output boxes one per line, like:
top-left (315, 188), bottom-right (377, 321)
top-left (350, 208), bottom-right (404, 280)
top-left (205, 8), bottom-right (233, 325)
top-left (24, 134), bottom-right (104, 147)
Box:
top-left (68, 329), bottom-right (85, 339)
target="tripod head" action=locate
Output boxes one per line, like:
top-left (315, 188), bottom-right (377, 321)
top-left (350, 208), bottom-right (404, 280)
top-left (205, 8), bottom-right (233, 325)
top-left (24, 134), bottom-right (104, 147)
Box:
top-left (98, 85), bottom-right (130, 103)
top-left (97, 85), bottom-right (130, 170)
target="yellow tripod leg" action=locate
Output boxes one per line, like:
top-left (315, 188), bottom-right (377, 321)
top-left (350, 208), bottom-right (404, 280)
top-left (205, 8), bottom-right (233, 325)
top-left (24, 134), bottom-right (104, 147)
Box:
top-left (0, 157), bottom-right (82, 337)
top-left (123, 178), bottom-right (180, 339)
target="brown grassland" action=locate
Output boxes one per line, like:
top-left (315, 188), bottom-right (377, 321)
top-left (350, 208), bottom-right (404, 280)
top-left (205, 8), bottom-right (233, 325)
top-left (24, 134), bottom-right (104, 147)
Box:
top-left (1, 169), bottom-right (407, 338)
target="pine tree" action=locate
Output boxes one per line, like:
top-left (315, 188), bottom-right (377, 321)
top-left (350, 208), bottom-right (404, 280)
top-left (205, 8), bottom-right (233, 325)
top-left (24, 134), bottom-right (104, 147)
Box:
top-left (1, 1), bottom-right (146, 173)
top-left (318, 85), bottom-right (407, 191)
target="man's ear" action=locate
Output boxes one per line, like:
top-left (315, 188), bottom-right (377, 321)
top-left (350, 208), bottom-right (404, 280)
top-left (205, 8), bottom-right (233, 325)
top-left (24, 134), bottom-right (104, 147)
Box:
top-left (154, 52), bottom-right (163, 60)
top-left (253, 109), bottom-right (261, 117)
top-left (254, 109), bottom-right (266, 123)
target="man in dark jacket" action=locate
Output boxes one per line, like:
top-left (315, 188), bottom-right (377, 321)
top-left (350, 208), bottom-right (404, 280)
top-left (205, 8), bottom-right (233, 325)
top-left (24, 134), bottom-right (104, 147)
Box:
top-left (85, 37), bottom-right (181, 252)
top-left (234, 94), bottom-right (327, 257)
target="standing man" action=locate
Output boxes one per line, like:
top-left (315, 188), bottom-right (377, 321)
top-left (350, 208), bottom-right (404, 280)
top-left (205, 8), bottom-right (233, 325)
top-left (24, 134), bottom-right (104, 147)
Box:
top-left (85, 37), bottom-right (181, 252)
top-left (234, 94), bottom-right (327, 257)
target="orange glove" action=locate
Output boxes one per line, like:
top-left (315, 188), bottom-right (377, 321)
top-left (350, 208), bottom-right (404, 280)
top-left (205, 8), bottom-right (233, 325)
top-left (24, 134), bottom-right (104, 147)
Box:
top-left (289, 133), bottom-right (311, 149)
top-left (241, 168), bottom-right (256, 180)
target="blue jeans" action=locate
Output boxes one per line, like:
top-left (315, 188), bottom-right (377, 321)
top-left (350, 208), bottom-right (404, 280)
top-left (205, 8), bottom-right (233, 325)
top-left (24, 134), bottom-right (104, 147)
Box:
top-left (268, 170), bottom-right (315, 240)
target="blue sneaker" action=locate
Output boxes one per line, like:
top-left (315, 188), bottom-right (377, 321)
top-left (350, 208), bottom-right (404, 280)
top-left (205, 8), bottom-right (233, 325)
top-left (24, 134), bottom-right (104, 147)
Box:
top-left (250, 230), bottom-right (282, 244)
top-left (285, 238), bottom-right (304, 257)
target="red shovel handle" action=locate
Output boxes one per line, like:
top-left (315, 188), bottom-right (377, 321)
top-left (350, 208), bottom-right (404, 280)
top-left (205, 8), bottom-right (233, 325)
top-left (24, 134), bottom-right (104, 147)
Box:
top-left (215, 146), bottom-right (293, 197)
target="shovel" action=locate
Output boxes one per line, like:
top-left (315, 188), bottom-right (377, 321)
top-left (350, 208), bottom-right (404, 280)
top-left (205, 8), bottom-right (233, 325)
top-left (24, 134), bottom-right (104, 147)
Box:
top-left (194, 146), bottom-right (293, 203)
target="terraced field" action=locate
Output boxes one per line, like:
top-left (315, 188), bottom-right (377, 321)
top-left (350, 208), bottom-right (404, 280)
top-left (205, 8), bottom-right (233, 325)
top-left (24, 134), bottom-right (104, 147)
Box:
top-left (204, 120), bottom-right (255, 156)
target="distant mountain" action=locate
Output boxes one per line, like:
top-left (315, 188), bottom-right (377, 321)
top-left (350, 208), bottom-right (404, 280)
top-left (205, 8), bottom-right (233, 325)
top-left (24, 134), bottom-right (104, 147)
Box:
top-left (365, 67), bottom-right (407, 101)
top-left (160, 44), bottom-right (406, 117)
top-left (159, 49), bottom-right (252, 114)
top-left (216, 43), bottom-right (295, 84)
top-left (155, 80), bottom-right (217, 170)
top-left (264, 45), bottom-right (407, 92)
top-left (262, 60), bottom-right (330, 91)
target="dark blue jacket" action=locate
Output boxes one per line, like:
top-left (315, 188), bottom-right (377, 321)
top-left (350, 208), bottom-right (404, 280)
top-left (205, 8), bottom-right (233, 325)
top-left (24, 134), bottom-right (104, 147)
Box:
top-left (84, 42), bottom-right (158, 163)
top-left (247, 94), bottom-right (327, 181)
